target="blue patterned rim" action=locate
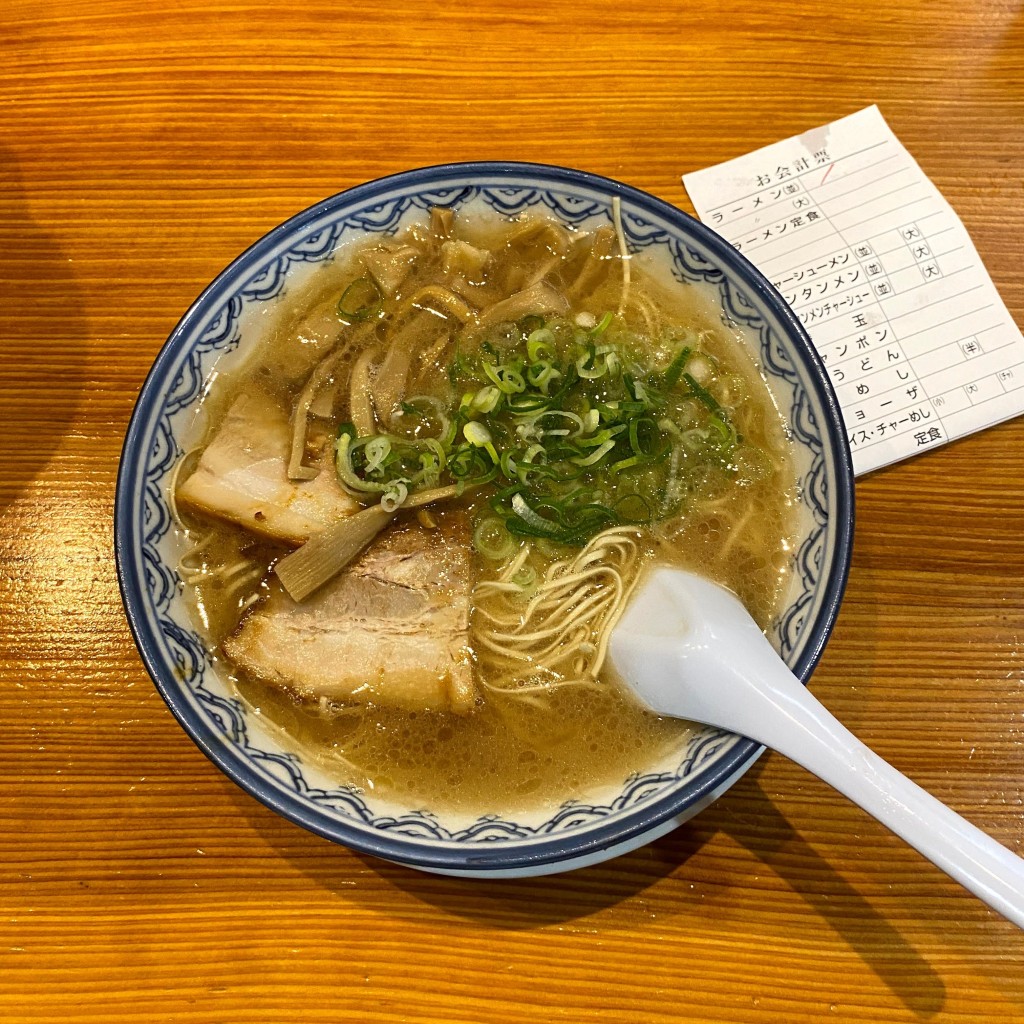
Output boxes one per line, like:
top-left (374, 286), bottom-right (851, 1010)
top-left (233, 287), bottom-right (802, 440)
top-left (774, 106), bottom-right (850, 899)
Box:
top-left (115, 161), bottom-right (854, 873)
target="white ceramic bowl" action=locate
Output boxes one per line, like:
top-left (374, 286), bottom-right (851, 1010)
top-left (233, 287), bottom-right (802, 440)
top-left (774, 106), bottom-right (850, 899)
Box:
top-left (116, 162), bottom-right (854, 876)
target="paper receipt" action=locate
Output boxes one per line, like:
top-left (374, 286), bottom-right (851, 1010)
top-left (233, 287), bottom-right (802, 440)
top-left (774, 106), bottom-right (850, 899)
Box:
top-left (682, 105), bottom-right (1024, 476)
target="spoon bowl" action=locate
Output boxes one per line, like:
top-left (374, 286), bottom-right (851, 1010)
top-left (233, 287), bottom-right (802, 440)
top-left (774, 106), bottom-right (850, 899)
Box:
top-left (609, 566), bottom-right (1024, 928)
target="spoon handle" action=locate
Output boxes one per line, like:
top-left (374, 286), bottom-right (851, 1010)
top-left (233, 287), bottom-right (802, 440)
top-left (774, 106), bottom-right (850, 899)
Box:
top-left (704, 639), bottom-right (1024, 929)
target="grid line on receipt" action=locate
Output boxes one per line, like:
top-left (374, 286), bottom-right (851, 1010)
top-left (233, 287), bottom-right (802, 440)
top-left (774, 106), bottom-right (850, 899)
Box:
top-left (682, 105), bottom-right (1024, 475)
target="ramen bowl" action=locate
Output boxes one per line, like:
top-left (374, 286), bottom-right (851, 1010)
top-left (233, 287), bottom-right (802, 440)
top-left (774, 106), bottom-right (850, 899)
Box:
top-left (115, 162), bottom-right (854, 877)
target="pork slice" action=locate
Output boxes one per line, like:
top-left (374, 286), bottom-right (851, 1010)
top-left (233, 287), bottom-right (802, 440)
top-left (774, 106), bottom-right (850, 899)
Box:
top-left (223, 517), bottom-right (476, 714)
top-left (176, 391), bottom-right (359, 545)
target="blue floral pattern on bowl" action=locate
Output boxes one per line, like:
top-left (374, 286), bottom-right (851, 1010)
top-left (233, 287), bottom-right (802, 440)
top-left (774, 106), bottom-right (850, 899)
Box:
top-left (116, 163), bottom-right (853, 876)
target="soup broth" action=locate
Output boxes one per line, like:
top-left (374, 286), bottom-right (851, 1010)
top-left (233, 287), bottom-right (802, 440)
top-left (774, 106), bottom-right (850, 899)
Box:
top-left (172, 206), bottom-right (797, 814)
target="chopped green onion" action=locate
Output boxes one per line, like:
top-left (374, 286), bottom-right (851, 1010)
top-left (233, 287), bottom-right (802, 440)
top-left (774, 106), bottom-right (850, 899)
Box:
top-left (473, 517), bottom-right (517, 560)
top-left (663, 345), bottom-right (692, 388)
top-left (526, 361), bottom-right (562, 393)
top-left (507, 391), bottom-right (554, 414)
top-left (462, 421), bottom-right (498, 464)
top-left (483, 362), bottom-right (526, 394)
top-left (628, 416), bottom-right (659, 457)
top-left (589, 311), bottom-right (614, 337)
top-left (571, 439), bottom-right (616, 466)
top-left (576, 425), bottom-right (625, 448)
top-left (499, 450), bottom-right (518, 479)
top-left (510, 493), bottom-right (560, 535)
top-left (684, 372), bottom-right (722, 414)
top-left (464, 421), bottom-right (492, 447)
top-left (708, 414), bottom-right (736, 447)
top-left (449, 445), bottom-right (498, 484)
top-left (576, 348), bottom-right (608, 379)
top-left (413, 451), bottom-right (442, 487)
top-left (380, 479), bottom-right (409, 512)
top-left (335, 433), bottom-right (389, 493)
top-left (527, 329), bottom-right (556, 362)
top-left (471, 386), bottom-right (502, 413)
top-left (337, 277), bottom-right (381, 322)
top-left (510, 564), bottom-right (537, 589)
top-left (610, 454), bottom-right (646, 475)
top-left (363, 436), bottom-right (391, 474)
top-left (337, 304), bottom-right (763, 550)
top-left (539, 410), bottom-right (585, 437)
top-left (611, 492), bottom-right (655, 521)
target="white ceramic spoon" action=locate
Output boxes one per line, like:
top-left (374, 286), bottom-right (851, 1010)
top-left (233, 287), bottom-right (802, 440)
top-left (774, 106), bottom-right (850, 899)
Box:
top-left (608, 566), bottom-right (1024, 929)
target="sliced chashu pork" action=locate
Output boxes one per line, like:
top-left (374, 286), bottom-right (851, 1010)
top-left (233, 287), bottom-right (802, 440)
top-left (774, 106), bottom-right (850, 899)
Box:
top-left (224, 517), bottom-right (476, 714)
top-left (176, 390), bottom-right (358, 546)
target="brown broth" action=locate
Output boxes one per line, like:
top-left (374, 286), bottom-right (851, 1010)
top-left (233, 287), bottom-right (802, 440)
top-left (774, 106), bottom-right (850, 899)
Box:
top-left (174, 210), bottom-right (797, 815)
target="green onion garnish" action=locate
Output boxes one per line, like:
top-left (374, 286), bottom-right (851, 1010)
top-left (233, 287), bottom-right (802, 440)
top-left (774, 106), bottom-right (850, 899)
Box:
top-left (334, 309), bottom-right (745, 547)
top-left (337, 277), bottom-right (381, 322)
top-left (683, 372), bottom-right (722, 414)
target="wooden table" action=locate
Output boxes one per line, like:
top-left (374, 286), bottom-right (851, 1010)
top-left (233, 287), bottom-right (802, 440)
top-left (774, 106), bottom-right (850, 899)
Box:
top-left (2, 1), bottom-right (1022, 1020)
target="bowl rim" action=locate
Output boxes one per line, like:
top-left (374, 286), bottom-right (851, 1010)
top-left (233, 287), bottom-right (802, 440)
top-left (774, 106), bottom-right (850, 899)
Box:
top-left (115, 160), bottom-right (855, 873)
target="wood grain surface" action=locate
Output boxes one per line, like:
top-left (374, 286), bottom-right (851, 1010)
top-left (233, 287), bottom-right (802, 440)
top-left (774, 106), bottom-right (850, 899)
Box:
top-left (2, 0), bottom-right (1023, 1021)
